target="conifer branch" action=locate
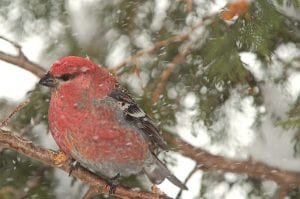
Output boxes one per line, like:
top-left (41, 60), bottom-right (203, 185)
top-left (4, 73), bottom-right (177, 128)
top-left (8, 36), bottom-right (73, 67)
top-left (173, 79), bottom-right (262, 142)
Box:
top-left (0, 129), bottom-right (166, 199)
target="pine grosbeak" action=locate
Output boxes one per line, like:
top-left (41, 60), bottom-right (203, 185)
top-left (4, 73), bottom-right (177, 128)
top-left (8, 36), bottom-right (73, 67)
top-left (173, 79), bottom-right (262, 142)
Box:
top-left (39, 56), bottom-right (187, 191)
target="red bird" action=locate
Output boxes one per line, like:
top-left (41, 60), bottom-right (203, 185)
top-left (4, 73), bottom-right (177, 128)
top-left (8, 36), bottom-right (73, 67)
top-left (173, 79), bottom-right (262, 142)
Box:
top-left (39, 56), bottom-right (187, 192)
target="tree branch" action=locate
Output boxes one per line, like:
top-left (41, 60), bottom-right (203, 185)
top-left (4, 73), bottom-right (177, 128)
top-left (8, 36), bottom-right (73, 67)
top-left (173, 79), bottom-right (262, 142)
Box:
top-left (152, 43), bottom-right (192, 102)
top-left (165, 133), bottom-right (300, 188)
top-left (0, 36), bottom-right (45, 78)
top-left (175, 164), bottom-right (198, 199)
top-left (0, 100), bottom-right (29, 127)
top-left (277, 185), bottom-right (289, 199)
top-left (0, 129), bottom-right (166, 199)
top-left (110, 16), bottom-right (212, 72)
top-left (0, 50), bottom-right (46, 78)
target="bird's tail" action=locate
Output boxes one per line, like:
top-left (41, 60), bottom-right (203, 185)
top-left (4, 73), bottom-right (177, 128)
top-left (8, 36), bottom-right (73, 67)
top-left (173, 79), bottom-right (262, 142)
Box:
top-left (144, 155), bottom-right (188, 190)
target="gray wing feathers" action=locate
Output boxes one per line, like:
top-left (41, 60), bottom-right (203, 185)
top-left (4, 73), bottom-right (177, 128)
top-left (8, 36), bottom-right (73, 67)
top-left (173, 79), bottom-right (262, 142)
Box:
top-left (108, 85), bottom-right (188, 190)
top-left (108, 86), bottom-right (168, 152)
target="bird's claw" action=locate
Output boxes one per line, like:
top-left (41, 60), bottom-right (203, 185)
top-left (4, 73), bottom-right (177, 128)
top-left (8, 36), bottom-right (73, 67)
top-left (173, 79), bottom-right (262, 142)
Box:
top-left (151, 185), bottom-right (164, 194)
top-left (104, 182), bottom-right (117, 195)
top-left (69, 159), bottom-right (80, 176)
top-left (108, 184), bottom-right (117, 195)
top-left (53, 152), bottom-right (79, 176)
top-left (53, 151), bottom-right (68, 165)
top-left (105, 173), bottom-right (120, 195)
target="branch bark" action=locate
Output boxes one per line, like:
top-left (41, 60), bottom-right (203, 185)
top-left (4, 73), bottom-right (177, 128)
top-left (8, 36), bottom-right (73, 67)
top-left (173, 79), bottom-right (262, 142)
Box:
top-left (0, 129), bottom-right (166, 199)
top-left (0, 51), bottom-right (45, 78)
top-left (0, 36), bottom-right (46, 78)
top-left (165, 133), bottom-right (300, 188)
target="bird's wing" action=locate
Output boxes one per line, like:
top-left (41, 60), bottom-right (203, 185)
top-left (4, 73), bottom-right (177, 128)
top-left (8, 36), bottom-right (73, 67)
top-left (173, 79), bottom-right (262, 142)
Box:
top-left (108, 84), bottom-right (168, 153)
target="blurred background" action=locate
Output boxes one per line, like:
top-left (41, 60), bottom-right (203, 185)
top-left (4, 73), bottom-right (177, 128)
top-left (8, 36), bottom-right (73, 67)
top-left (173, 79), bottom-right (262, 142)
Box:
top-left (0, 0), bottom-right (300, 198)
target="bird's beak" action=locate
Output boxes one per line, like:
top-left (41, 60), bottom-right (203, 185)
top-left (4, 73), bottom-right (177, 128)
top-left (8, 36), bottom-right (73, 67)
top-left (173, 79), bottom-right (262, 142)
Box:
top-left (39, 72), bottom-right (57, 87)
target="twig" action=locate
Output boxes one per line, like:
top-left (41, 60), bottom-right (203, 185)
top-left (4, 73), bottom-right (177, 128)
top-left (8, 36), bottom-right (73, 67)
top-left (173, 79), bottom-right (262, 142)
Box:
top-left (151, 16), bottom-right (212, 102)
top-left (182, 0), bottom-right (193, 12)
top-left (0, 114), bottom-right (43, 153)
top-left (0, 100), bottom-right (30, 127)
top-left (152, 43), bottom-right (192, 102)
top-left (0, 36), bottom-right (22, 49)
top-left (277, 185), bottom-right (289, 199)
top-left (0, 36), bottom-right (46, 78)
top-left (132, 56), bottom-right (141, 77)
top-left (0, 186), bottom-right (16, 196)
top-left (175, 165), bottom-right (198, 199)
top-left (110, 16), bottom-right (212, 73)
top-left (0, 129), bottom-right (166, 199)
top-left (15, 167), bottom-right (48, 199)
top-left (110, 34), bottom-right (189, 73)
top-left (18, 113), bottom-right (43, 136)
top-left (0, 50), bottom-right (46, 78)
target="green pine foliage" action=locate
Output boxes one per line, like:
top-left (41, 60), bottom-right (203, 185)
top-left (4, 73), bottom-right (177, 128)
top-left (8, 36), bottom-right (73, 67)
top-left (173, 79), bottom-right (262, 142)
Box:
top-left (12, 86), bottom-right (50, 130)
top-left (0, 151), bottom-right (55, 198)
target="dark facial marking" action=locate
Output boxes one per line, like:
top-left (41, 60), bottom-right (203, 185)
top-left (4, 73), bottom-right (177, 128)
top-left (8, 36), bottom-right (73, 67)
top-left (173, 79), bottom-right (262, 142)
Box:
top-left (58, 73), bottom-right (77, 81)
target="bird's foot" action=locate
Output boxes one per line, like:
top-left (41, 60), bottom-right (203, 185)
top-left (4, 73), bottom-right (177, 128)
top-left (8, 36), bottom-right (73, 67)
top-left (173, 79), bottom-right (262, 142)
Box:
top-left (105, 173), bottom-right (121, 195)
top-left (151, 185), bottom-right (164, 195)
top-left (151, 185), bottom-right (171, 199)
top-left (53, 151), bottom-right (68, 166)
top-left (53, 151), bottom-right (79, 175)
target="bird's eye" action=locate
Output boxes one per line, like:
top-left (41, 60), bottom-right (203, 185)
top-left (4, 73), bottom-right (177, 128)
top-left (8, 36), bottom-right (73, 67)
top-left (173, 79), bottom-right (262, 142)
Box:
top-left (59, 74), bottom-right (75, 81)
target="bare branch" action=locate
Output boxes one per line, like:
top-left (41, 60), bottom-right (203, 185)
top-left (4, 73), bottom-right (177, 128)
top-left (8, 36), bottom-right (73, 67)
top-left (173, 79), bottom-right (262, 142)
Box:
top-left (0, 129), bottom-right (167, 199)
top-left (0, 36), bottom-right (46, 78)
top-left (165, 133), bottom-right (300, 188)
top-left (110, 34), bottom-right (190, 73)
top-left (179, 0), bottom-right (193, 12)
top-left (151, 16), bottom-right (213, 102)
top-left (0, 100), bottom-right (30, 127)
top-left (110, 16), bottom-right (212, 73)
top-left (175, 165), bottom-right (198, 199)
top-left (277, 185), bottom-right (289, 199)
top-left (152, 44), bottom-right (192, 102)
top-left (0, 50), bottom-right (46, 78)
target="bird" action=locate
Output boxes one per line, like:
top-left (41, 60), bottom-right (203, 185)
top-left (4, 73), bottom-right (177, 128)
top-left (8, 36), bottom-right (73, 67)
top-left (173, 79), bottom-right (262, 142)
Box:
top-left (39, 56), bottom-right (187, 193)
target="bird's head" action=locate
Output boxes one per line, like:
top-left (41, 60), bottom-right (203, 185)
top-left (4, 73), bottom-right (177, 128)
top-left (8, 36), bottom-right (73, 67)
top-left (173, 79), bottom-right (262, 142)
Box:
top-left (39, 56), bottom-right (99, 88)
